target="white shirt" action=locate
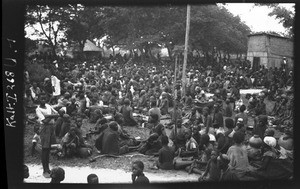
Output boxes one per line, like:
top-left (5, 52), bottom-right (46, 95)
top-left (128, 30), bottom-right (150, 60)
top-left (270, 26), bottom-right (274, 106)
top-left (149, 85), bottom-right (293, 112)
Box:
top-left (51, 75), bottom-right (61, 96)
top-left (36, 104), bottom-right (58, 124)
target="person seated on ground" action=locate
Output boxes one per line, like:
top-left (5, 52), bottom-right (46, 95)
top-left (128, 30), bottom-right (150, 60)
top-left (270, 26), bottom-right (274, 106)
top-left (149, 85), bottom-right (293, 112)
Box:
top-left (86, 98), bottom-right (101, 117)
top-left (58, 114), bottom-right (71, 139)
top-left (227, 131), bottom-right (254, 181)
top-left (134, 121), bottom-right (165, 155)
top-left (179, 129), bottom-right (199, 158)
top-left (217, 154), bottom-right (239, 181)
top-left (249, 135), bottom-right (293, 180)
top-left (184, 94), bottom-right (194, 110)
top-left (93, 123), bottom-right (109, 151)
top-left (52, 93), bottom-right (71, 111)
top-left (61, 127), bottom-right (92, 158)
top-left (148, 114), bottom-right (164, 135)
top-left (247, 94), bottom-right (258, 114)
top-left (159, 92), bottom-right (169, 115)
top-left (24, 164), bottom-right (29, 179)
top-left (198, 133), bottom-right (215, 163)
top-left (102, 91), bottom-right (111, 106)
top-left (223, 99), bottom-right (233, 118)
top-left (77, 92), bottom-right (87, 116)
top-left (190, 106), bottom-right (203, 126)
top-left (98, 121), bottom-right (129, 155)
top-left (54, 108), bottom-right (66, 137)
top-left (148, 101), bottom-right (161, 123)
top-left (30, 82), bottom-right (42, 103)
top-left (87, 174), bottom-right (99, 184)
top-left (109, 90), bottom-right (118, 111)
top-left (50, 167), bottom-right (65, 183)
top-left (132, 91), bottom-right (140, 109)
top-left (120, 98), bottom-right (139, 127)
top-left (254, 94), bottom-right (267, 116)
top-left (197, 91), bottom-right (208, 102)
top-left (224, 118), bottom-right (235, 147)
top-left (234, 118), bottom-right (246, 135)
top-left (131, 160), bottom-right (150, 184)
top-left (212, 104), bottom-right (224, 128)
top-left (278, 96), bottom-right (293, 125)
top-left (253, 115), bottom-right (268, 140)
top-left (270, 96), bottom-right (282, 116)
top-left (137, 90), bottom-right (148, 113)
top-left (66, 98), bottom-right (78, 117)
top-left (215, 129), bottom-right (230, 154)
top-left (234, 105), bottom-right (248, 127)
top-left (89, 109), bottom-right (104, 124)
top-left (155, 135), bottom-right (175, 170)
top-left (169, 118), bottom-right (188, 151)
top-left (192, 125), bottom-right (201, 146)
top-left (202, 107), bottom-right (213, 134)
top-left (198, 150), bottom-right (221, 182)
top-left (166, 103), bottom-right (183, 129)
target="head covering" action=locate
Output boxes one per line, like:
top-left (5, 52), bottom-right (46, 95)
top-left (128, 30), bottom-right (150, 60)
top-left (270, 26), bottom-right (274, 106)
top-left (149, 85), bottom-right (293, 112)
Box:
top-left (140, 90), bottom-right (146, 95)
top-left (208, 133), bottom-right (216, 142)
top-left (263, 136), bottom-right (277, 148)
top-left (237, 118), bottom-right (243, 123)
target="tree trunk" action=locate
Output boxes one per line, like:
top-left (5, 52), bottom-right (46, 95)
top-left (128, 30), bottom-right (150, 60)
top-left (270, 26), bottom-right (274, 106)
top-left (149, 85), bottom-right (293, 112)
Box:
top-left (51, 46), bottom-right (57, 61)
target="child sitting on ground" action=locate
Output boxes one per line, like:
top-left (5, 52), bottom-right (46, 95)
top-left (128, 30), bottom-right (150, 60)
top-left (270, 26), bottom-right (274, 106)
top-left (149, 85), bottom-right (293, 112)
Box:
top-left (156, 135), bottom-right (175, 170)
top-left (217, 154), bottom-right (239, 181)
top-left (198, 150), bottom-right (221, 181)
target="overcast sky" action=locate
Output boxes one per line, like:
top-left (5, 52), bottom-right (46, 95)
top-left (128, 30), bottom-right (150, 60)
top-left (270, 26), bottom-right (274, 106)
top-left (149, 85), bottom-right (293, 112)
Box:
top-left (222, 3), bottom-right (295, 35)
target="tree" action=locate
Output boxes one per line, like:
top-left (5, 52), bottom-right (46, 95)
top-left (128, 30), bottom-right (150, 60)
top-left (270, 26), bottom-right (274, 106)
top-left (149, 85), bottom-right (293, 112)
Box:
top-left (25, 5), bottom-right (68, 59)
top-left (63, 5), bottom-right (106, 52)
top-left (254, 3), bottom-right (295, 38)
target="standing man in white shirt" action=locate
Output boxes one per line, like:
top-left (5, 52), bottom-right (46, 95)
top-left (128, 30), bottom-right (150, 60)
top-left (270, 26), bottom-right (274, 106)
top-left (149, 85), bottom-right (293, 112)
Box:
top-left (35, 93), bottom-right (59, 178)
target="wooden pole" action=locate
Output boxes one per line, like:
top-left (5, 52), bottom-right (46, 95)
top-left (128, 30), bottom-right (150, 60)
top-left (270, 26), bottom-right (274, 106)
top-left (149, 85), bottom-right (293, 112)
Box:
top-left (181, 4), bottom-right (191, 98)
top-left (173, 55), bottom-right (178, 147)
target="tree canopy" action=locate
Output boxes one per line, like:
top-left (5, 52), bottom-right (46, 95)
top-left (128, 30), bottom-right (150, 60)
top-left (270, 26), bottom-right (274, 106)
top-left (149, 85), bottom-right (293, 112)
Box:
top-left (254, 3), bottom-right (295, 38)
top-left (25, 4), bottom-right (253, 60)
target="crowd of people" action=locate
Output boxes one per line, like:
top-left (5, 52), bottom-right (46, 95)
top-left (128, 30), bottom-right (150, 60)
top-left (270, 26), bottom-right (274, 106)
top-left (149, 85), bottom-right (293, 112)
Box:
top-left (24, 53), bottom-right (293, 183)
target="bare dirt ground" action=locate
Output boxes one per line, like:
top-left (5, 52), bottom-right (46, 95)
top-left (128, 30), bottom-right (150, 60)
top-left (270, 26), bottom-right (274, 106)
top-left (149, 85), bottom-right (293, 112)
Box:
top-left (25, 164), bottom-right (199, 183)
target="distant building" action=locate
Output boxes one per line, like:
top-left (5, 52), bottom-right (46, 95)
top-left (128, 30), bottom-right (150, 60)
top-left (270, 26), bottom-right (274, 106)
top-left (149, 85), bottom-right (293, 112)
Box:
top-left (247, 33), bottom-right (293, 71)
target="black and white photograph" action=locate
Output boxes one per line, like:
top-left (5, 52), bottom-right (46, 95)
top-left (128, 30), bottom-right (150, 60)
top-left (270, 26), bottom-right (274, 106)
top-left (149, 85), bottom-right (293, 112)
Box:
top-left (3, 0), bottom-right (297, 188)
